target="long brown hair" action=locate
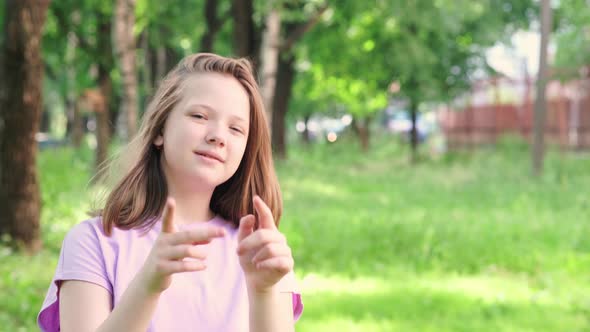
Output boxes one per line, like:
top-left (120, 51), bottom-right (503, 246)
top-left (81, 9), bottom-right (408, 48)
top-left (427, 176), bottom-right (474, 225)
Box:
top-left (99, 53), bottom-right (282, 236)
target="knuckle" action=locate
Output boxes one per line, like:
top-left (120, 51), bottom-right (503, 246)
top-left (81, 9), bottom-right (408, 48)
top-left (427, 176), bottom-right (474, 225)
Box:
top-left (155, 261), bottom-right (167, 272)
top-left (183, 232), bottom-right (192, 243)
top-left (267, 245), bottom-right (278, 256)
top-left (260, 231), bottom-right (274, 243)
top-left (155, 236), bottom-right (167, 246)
top-left (180, 260), bottom-right (193, 270)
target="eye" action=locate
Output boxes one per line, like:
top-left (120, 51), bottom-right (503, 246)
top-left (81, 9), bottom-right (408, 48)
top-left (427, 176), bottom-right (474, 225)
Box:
top-left (191, 113), bottom-right (206, 120)
top-left (230, 126), bottom-right (244, 134)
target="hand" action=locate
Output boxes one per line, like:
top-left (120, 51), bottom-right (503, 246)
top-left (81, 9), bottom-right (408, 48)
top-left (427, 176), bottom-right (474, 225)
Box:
top-left (236, 196), bottom-right (294, 292)
top-left (137, 197), bottom-right (226, 294)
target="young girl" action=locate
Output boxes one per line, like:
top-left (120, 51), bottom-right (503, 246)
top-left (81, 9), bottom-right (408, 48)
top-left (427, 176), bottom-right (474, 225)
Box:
top-left (37, 53), bottom-right (303, 332)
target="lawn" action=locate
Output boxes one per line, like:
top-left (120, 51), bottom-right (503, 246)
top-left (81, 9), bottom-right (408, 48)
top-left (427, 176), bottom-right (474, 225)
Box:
top-left (1, 135), bottom-right (589, 331)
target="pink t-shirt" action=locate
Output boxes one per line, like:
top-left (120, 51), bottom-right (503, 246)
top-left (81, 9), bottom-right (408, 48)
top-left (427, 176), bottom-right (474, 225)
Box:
top-left (37, 216), bottom-right (303, 331)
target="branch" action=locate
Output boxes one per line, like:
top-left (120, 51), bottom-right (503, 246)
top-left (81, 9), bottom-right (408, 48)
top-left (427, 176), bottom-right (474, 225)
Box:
top-left (280, 4), bottom-right (329, 53)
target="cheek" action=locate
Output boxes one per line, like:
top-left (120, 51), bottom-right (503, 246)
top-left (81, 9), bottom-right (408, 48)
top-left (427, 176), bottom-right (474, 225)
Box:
top-left (230, 140), bottom-right (248, 166)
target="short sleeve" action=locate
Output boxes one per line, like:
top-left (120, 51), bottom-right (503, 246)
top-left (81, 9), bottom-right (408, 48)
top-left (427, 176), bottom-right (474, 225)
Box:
top-left (37, 220), bottom-right (113, 332)
top-left (276, 270), bottom-right (304, 322)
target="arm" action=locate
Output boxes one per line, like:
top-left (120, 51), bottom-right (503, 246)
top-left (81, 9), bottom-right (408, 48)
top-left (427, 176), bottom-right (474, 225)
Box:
top-left (237, 196), bottom-right (298, 332)
top-left (58, 198), bottom-right (226, 332)
top-left (247, 289), bottom-right (294, 332)
top-left (59, 278), bottom-right (160, 332)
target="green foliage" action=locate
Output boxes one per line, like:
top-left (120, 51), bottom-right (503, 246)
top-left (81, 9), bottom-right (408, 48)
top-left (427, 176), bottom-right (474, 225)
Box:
top-left (554, 0), bottom-right (590, 73)
top-left (291, 0), bottom-right (535, 121)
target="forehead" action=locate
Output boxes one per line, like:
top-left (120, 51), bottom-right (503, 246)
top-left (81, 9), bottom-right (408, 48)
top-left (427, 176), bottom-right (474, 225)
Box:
top-left (178, 72), bottom-right (250, 119)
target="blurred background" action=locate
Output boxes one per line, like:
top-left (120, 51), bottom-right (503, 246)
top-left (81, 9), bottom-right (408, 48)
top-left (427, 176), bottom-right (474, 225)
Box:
top-left (1, 0), bottom-right (590, 331)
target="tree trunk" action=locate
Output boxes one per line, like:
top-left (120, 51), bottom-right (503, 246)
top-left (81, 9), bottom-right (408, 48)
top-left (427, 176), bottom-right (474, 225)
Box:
top-left (71, 99), bottom-right (84, 148)
top-left (0, 0), bottom-right (49, 253)
top-left (259, 9), bottom-right (281, 130)
top-left (231, 0), bottom-right (260, 67)
top-left (409, 98), bottom-right (419, 163)
top-left (95, 20), bottom-right (113, 175)
top-left (271, 53), bottom-right (295, 159)
top-left (200, 0), bottom-right (224, 52)
top-left (114, 0), bottom-right (138, 141)
top-left (153, 44), bottom-right (179, 85)
top-left (270, 4), bottom-right (327, 153)
top-left (532, 0), bottom-right (552, 176)
top-left (40, 107), bottom-right (50, 132)
top-left (156, 46), bottom-right (167, 84)
top-left (139, 29), bottom-right (152, 113)
top-left (302, 113), bottom-right (312, 144)
top-left (95, 76), bottom-right (111, 173)
top-left (66, 31), bottom-right (81, 146)
top-left (352, 116), bottom-right (371, 152)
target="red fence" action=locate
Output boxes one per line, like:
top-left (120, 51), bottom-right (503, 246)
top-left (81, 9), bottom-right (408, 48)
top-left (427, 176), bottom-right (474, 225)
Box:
top-left (438, 77), bottom-right (590, 149)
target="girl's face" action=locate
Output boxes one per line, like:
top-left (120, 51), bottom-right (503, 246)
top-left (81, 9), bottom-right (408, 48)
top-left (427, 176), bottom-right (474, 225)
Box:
top-left (155, 72), bottom-right (250, 189)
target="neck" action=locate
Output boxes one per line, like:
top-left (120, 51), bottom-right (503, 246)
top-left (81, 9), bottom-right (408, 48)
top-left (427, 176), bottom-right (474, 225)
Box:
top-left (166, 180), bottom-right (216, 226)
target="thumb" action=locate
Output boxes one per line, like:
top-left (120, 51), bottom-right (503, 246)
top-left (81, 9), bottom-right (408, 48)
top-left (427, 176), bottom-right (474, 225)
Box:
top-left (237, 214), bottom-right (255, 242)
top-left (161, 197), bottom-right (177, 233)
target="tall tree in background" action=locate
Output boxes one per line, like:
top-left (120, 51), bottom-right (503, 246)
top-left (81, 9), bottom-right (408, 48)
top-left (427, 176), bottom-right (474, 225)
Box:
top-left (532, 0), bottom-right (552, 176)
top-left (259, 7), bottom-right (281, 130)
top-left (295, 0), bottom-right (534, 159)
top-left (48, 2), bottom-right (116, 173)
top-left (232, 0), bottom-right (260, 64)
top-left (0, 0), bottom-right (50, 252)
top-left (200, 0), bottom-right (227, 52)
top-left (271, 2), bottom-right (329, 158)
top-left (95, 18), bottom-right (115, 174)
top-left (114, 0), bottom-right (138, 141)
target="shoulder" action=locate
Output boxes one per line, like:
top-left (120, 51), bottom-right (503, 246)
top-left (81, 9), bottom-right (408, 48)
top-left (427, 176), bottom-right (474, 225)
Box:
top-left (61, 216), bottom-right (152, 262)
top-left (65, 216), bottom-right (157, 244)
top-left (62, 217), bottom-right (105, 249)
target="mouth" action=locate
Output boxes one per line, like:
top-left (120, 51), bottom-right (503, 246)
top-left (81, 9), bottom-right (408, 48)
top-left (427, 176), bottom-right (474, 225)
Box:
top-left (194, 151), bottom-right (224, 163)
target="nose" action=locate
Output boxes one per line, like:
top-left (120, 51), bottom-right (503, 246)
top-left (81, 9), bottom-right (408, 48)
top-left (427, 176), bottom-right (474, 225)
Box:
top-left (205, 127), bottom-right (226, 147)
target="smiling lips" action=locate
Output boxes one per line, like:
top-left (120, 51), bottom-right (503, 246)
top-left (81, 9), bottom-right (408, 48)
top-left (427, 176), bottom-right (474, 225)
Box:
top-left (194, 150), bottom-right (224, 163)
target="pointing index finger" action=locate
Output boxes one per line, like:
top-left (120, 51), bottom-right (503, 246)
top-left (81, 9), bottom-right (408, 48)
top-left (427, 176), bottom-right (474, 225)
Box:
top-left (162, 198), bottom-right (176, 233)
top-left (169, 225), bottom-right (226, 245)
top-left (253, 196), bottom-right (276, 230)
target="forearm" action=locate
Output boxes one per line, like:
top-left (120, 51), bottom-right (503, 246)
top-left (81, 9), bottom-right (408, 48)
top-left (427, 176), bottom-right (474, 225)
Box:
top-left (247, 286), bottom-right (294, 332)
top-left (96, 275), bottom-right (161, 332)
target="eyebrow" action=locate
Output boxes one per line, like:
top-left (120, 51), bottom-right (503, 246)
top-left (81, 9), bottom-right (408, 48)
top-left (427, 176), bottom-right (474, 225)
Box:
top-left (187, 103), bottom-right (248, 123)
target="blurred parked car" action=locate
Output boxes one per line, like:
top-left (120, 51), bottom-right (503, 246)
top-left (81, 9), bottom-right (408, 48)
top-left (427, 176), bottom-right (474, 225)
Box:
top-left (295, 114), bottom-right (353, 143)
top-left (385, 110), bottom-right (434, 142)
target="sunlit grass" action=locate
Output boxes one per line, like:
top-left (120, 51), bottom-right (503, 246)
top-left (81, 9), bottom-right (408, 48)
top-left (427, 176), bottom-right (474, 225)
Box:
top-left (1, 134), bottom-right (589, 331)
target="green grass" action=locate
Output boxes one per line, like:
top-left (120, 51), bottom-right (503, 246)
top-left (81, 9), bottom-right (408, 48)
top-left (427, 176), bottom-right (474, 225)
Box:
top-left (1, 134), bottom-right (590, 331)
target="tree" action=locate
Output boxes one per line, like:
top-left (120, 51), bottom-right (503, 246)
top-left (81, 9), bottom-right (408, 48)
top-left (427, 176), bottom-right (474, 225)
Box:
top-left (114, 0), bottom-right (139, 141)
top-left (295, 0), bottom-right (534, 159)
top-left (532, 0), bottom-right (552, 176)
top-left (231, 0), bottom-right (260, 64)
top-left (200, 0), bottom-right (229, 52)
top-left (0, 0), bottom-right (50, 252)
top-left (270, 2), bottom-right (329, 158)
